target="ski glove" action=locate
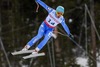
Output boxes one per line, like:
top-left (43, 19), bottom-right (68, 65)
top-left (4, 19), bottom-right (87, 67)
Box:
top-left (69, 34), bottom-right (74, 39)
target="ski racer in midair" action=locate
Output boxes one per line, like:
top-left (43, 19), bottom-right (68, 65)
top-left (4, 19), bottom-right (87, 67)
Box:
top-left (22, 0), bottom-right (71, 54)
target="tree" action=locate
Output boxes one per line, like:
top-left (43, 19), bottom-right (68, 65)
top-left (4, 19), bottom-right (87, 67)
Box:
top-left (90, 0), bottom-right (97, 67)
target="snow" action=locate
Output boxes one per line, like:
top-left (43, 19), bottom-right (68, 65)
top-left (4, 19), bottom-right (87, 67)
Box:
top-left (77, 57), bottom-right (100, 67)
top-left (77, 57), bottom-right (88, 67)
top-left (68, 18), bottom-right (73, 23)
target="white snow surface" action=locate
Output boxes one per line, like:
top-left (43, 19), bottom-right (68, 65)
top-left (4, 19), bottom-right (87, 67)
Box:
top-left (77, 57), bottom-right (100, 67)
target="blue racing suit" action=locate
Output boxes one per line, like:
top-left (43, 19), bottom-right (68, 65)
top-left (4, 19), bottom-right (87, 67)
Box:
top-left (27, 0), bottom-right (71, 51)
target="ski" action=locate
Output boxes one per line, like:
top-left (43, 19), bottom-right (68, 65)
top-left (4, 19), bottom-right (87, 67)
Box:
top-left (23, 52), bottom-right (45, 59)
top-left (11, 50), bottom-right (34, 55)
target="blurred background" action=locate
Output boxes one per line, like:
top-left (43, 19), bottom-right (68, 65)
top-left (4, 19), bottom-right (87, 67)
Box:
top-left (0, 0), bottom-right (100, 67)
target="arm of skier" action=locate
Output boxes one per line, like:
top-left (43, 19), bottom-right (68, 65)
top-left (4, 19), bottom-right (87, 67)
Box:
top-left (61, 19), bottom-right (71, 36)
top-left (35, 0), bottom-right (53, 13)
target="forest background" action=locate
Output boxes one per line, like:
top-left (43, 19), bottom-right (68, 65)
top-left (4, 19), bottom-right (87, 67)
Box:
top-left (0, 0), bottom-right (100, 67)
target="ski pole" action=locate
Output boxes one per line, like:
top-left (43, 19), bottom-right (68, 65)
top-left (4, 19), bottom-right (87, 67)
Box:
top-left (57, 31), bottom-right (97, 62)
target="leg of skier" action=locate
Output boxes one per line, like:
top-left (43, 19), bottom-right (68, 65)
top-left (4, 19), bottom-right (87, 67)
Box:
top-left (22, 22), bottom-right (45, 51)
top-left (32, 31), bottom-right (53, 54)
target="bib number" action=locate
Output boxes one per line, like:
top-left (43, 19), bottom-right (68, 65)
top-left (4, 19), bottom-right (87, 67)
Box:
top-left (48, 19), bottom-right (55, 25)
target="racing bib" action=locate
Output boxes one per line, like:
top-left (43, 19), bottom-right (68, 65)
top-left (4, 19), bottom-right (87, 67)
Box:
top-left (45, 10), bottom-right (64, 28)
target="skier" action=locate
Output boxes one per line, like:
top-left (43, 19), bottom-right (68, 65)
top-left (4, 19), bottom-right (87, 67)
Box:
top-left (22, 0), bottom-right (71, 54)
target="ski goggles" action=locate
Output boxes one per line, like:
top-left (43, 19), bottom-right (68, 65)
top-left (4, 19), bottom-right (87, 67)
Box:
top-left (56, 12), bottom-right (63, 15)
